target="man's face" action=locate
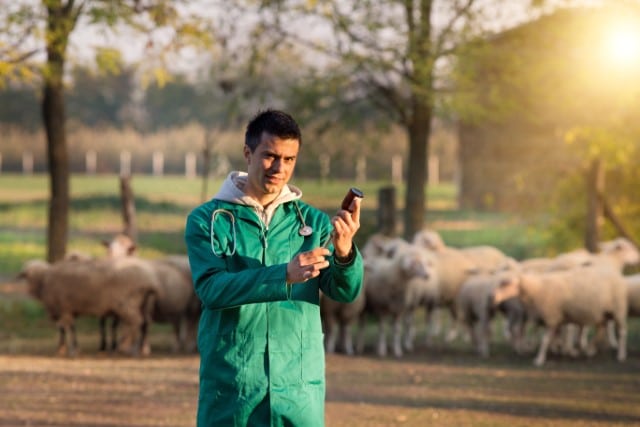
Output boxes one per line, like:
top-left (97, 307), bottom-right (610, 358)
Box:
top-left (243, 132), bottom-right (300, 205)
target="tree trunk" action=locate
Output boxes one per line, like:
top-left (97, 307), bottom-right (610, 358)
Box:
top-left (201, 127), bottom-right (214, 203)
top-left (402, 0), bottom-right (434, 240)
top-left (585, 157), bottom-right (604, 253)
top-left (403, 103), bottom-right (433, 240)
top-left (377, 186), bottom-right (397, 236)
top-left (43, 1), bottom-right (74, 262)
top-left (120, 175), bottom-right (137, 241)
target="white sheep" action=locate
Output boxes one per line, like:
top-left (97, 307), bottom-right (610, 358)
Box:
top-left (492, 265), bottom-right (628, 366)
top-left (564, 238), bottom-right (639, 354)
top-left (412, 230), bottom-right (480, 343)
top-left (455, 271), bottom-right (506, 358)
top-left (19, 257), bottom-right (160, 357)
top-left (320, 234), bottom-right (409, 356)
top-left (355, 243), bottom-right (437, 358)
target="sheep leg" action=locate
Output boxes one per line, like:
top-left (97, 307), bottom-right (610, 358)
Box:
top-left (110, 316), bottom-right (119, 352)
top-left (606, 320), bottom-right (619, 349)
top-left (171, 320), bottom-right (183, 353)
top-left (376, 316), bottom-right (388, 357)
top-left (324, 315), bottom-right (338, 354)
top-left (99, 316), bottom-right (108, 352)
top-left (139, 292), bottom-right (155, 356)
top-left (56, 325), bottom-right (67, 357)
top-left (615, 321), bottom-right (627, 362)
top-left (561, 324), bottom-right (580, 357)
top-left (427, 307), bottom-right (442, 339)
top-left (534, 326), bottom-right (557, 367)
top-left (423, 306), bottom-right (439, 347)
top-left (340, 323), bottom-right (355, 356)
top-left (445, 306), bottom-right (462, 343)
top-left (580, 325), bottom-right (606, 357)
top-left (68, 323), bottom-right (78, 357)
top-left (477, 318), bottom-right (490, 358)
top-left (402, 310), bottom-right (416, 352)
top-left (355, 314), bottom-right (367, 355)
top-left (392, 314), bottom-right (403, 358)
top-left (509, 317), bottom-right (526, 355)
top-left (118, 310), bottom-right (144, 356)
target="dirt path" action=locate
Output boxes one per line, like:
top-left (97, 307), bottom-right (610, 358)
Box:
top-left (2, 350), bottom-right (640, 427)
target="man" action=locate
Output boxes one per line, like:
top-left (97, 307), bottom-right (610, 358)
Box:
top-left (185, 109), bottom-right (364, 426)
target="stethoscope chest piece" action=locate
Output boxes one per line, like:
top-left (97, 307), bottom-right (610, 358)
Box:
top-left (299, 225), bottom-right (313, 237)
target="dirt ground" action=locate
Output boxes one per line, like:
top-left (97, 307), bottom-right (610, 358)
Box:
top-left (2, 350), bottom-right (640, 427)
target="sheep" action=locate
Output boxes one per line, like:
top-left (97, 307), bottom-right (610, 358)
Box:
top-left (320, 288), bottom-right (365, 355)
top-left (492, 265), bottom-right (628, 366)
top-left (63, 250), bottom-right (124, 353)
top-left (355, 242), bottom-right (438, 358)
top-left (319, 233), bottom-right (408, 356)
top-left (19, 257), bottom-right (160, 357)
top-left (454, 271), bottom-right (506, 358)
top-left (412, 230), bottom-right (480, 343)
top-left (103, 234), bottom-right (201, 353)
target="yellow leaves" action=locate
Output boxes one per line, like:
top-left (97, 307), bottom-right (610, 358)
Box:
top-left (175, 23), bottom-right (214, 49)
top-left (563, 125), bottom-right (636, 168)
top-left (95, 48), bottom-right (123, 76)
top-left (140, 67), bottom-right (172, 89)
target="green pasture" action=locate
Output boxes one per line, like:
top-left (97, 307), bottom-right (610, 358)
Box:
top-left (0, 174), bottom-right (542, 277)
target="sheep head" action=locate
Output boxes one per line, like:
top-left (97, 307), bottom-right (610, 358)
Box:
top-left (412, 229), bottom-right (446, 252)
top-left (18, 259), bottom-right (50, 299)
top-left (492, 273), bottom-right (520, 306)
top-left (600, 237), bottom-right (640, 267)
top-left (103, 234), bottom-right (137, 258)
top-left (401, 248), bottom-right (435, 281)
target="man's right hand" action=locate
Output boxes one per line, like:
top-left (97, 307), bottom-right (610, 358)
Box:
top-left (286, 247), bottom-right (331, 283)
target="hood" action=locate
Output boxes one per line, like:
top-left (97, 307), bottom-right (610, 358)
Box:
top-left (213, 171), bottom-right (302, 226)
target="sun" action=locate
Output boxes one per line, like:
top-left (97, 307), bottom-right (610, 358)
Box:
top-left (605, 25), bottom-right (640, 66)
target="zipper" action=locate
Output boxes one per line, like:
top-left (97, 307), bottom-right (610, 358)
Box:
top-left (251, 207), bottom-right (269, 251)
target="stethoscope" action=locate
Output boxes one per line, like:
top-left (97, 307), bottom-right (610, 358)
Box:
top-left (210, 201), bottom-right (312, 257)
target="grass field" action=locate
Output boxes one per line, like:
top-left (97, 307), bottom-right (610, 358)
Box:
top-left (2, 174), bottom-right (639, 427)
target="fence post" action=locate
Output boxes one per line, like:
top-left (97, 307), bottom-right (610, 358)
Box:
top-left (320, 154), bottom-right (330, 183)
top-left (356, 156), bottom-right (366, 183)
top-left (429, 155), bottom-right (439, 185)
top-left (86, 150), bottom-right (97, 174)
top-left (185, 152), bottom-right (197, 179)
top-left (22, 152), bottom-right (33, 174)
top-left (391, 155), bottom-right (403, 185)
top-left (120, 151), bottom-right (131, 176)
top-left (152, 151), bottom-right (164, 176)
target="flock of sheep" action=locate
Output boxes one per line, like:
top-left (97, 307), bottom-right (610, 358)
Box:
top-left (320, 231), bottom-right (640, 366)
top-left (16, 229), bottom-right (640, 367)
top-left (18, 235), bottom-right (200, 356)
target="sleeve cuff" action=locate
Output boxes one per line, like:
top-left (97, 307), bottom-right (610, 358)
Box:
top-left (334, 244), bottom-right (355, 265)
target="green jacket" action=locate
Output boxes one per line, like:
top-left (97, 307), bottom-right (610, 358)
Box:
top-left (185, 175), bottom-right (363, 427)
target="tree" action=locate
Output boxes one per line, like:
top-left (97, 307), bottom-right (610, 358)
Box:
top-left (0, 1), bottom-right (211, 261)
top-left (235, 0), bottom-right (526, 239)
top-left (67, 61), bottom-right (136, 128)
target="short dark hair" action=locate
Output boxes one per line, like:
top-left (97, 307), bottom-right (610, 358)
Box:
top-left (245, 109), bottom-right (302, 152)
